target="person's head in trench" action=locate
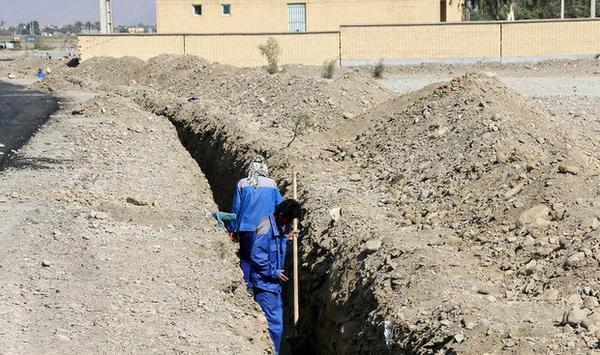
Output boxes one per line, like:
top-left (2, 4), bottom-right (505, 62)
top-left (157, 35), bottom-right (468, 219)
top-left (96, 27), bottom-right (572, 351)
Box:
top-left (274, 199), bottom-right (302, 236)
top-left (247, 154), bottom-right (269, 187)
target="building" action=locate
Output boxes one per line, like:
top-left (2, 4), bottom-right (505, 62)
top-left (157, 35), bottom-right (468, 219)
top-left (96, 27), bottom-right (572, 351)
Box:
top-left (128, 27), bottom-right (146, 33)
top-left (99, 0), bottom-right (114, 34)
top-left (156, 0), bottom-right (464, 33)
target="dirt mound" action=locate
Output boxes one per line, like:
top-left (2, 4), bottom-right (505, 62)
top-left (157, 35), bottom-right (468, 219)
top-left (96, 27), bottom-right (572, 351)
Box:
top-left (23, 53), bottom-right (600, 352)
top-left (355, 73), bottom-right (595, 228)
top-left (133, 54), bottom-right (389, 131)
top-left (68, 92), bottom-right (147, 119)
top-left (125, 70), bottom-right (600, 353)
top-left (33, 54), bottom-right (390, 132)
top-left (351, 73), bottom-right (600, 295)
top-left (133, 54), bottom-right (222, 93)
top-left (33, 56), bottom-right (144, 91)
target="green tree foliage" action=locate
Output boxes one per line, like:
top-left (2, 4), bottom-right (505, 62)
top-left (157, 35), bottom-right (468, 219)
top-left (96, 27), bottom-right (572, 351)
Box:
top-left (468, 0), bottom-right (598, 20)
top-left (17, 21), bottom-right (40, 35)
top-left (514, 0), bottom-right (561, 19)
top-left (73, 21), bottom-right (83, 33)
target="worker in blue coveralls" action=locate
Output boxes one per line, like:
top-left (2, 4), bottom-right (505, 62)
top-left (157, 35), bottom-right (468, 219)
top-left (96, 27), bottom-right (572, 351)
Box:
top-left (35, 68), bottom-right (46, 79)
top-left (230, 155), bottom-right (283, 291)
top-left (251, 199), bottom-right (302, 355)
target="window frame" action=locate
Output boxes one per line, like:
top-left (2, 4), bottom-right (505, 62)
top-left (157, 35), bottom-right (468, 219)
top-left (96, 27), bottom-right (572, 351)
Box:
top-left (287, 3), bottom-right (307, 32)
top-left (221, 4), bottom-right (232, 16)
top-left (192, 4), bottom-right (203, 16)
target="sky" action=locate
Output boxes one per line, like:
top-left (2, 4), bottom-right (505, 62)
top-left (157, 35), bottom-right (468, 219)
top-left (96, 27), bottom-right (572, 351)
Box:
top-left (0, 0), bottom-right (156, 26)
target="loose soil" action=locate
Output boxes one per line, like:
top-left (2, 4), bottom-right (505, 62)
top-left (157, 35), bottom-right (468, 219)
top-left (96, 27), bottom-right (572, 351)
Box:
top-left (2, 54), bottom-right (600, 354)
top-left (0, 89), bottom-right (270, 354)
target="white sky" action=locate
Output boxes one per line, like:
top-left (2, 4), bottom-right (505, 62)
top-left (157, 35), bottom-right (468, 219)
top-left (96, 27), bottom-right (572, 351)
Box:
top-left (0, 0), bottom-right (156, 26)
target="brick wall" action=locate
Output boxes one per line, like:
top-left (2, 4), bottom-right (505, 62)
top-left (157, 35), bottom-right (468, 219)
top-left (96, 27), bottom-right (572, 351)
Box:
top-left (79, 19), bottom-right (600, 66)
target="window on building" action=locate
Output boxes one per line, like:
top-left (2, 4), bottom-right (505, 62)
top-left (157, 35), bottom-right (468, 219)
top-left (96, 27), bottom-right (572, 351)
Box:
top-left (193, 4), bottom-right (202, 16)
top-left (288, 3), bottom-right (306, 32)
top-left (221, 4), bottom-right (231, 15)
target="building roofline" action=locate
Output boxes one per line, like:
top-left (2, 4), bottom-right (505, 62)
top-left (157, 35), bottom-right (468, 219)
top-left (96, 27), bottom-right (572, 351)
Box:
top-left (340, 17), bottom-right (600, 28)
top-left (79, 31), bottom-right (340, 37)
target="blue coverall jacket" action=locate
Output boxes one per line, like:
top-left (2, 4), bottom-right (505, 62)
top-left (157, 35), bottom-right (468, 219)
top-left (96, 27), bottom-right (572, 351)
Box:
top-left (231, 176), bottom-right (283, 232)
top-left (250, 215), bottom-right (287, 293)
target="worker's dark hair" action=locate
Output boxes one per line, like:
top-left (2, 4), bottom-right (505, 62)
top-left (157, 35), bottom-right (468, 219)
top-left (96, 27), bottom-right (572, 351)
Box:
top-left (275, 199), bottom-right (302, 220)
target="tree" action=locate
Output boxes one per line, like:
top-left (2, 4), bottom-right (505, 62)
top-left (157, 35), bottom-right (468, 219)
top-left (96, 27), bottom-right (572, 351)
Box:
top-left (565, 0), bottom-right (590, 17)
top-left (515, 0), bottom-right (561, 19)
top-left (0, 26), bottom-right (16, 35)
top-left (0, 20), bottom-right (16, 36)
top-left (467, 0), bottom-right (504, 20)
top-left (505, 0), bottom-right (516, 20)
top-left (18, 21), bottom-right (41, 35)
top-left (468, 0), bottom-right (596, 20)
top-left (73, 21), bottom-right (83, 33)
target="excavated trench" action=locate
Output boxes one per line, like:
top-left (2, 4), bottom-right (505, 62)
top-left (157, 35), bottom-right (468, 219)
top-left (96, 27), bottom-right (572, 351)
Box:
top-left (27, 54), bottom-right (600, 354)
top-left (130, 91), bottom-right (401, 354)
top-left (169, 119), bottom-right (308, 353)
top-left (167, 118), bottom-right (401, 354)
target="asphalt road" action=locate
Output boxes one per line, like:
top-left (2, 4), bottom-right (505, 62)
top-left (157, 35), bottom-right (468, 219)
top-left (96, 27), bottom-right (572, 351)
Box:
top-left (0, 81), bottom-right (58, 169)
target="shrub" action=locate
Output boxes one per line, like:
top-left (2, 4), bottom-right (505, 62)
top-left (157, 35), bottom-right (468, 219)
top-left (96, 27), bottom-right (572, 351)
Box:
top-left (258, 37), bottom-right (281, 74)
top-left (286, 113), bottom-right (313, 148)
top-left (372, 60), bottom-right (385, 79)
top-left (321, 59), bottom-right (337, 79)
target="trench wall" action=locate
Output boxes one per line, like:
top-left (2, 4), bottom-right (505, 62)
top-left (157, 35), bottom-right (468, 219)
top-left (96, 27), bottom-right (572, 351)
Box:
top-left (80, 18), bottom-right (600, 66)
top-left (128, 88), bottom-right (392, 354)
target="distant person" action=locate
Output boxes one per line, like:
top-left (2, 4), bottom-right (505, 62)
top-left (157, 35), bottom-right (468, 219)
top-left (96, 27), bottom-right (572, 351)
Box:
top-left (230, 155), bottom-right (283, 291)
top-left (35, 68), bottom-right (46, 79)
top-left (250, 199), bottom-right (302, 355)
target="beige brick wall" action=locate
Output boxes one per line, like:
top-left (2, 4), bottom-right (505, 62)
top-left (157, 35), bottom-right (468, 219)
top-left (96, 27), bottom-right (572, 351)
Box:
top-left (79, 35), bottom-right (184, 61)
top-left (79, 33), bottom-right (338, 67)
top-left (184, 33), bottom-right (339, 66)
top-left (156, 0), bottom-right (448, 33)
top-left (502, 20), bottom-right (600, 58)
top-left (79, 19), bottom-right (600, 67)
top-left (340, 23), bottom-right (500, 64)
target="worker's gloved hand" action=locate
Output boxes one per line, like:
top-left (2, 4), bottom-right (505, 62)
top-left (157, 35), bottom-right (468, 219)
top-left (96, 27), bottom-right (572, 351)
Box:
top-left (229, 232), bottom-right (239, 243)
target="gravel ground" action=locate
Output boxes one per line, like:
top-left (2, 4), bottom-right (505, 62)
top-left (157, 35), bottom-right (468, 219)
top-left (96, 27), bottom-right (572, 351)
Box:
top-left (2, 55), bottom-right (600, 354)
top-left (379, 66), bottom-right (600, 135)
top-left (381, 75), bottom-right (600, 97)
top-left (0, 91), bottom-right (271, 354)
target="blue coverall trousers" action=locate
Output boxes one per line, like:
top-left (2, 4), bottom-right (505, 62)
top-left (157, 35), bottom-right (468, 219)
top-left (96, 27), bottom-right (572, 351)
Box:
top-left (238, 231), bottom-right (255, 289)
top-left (254, 289), bottom-right (283, 355)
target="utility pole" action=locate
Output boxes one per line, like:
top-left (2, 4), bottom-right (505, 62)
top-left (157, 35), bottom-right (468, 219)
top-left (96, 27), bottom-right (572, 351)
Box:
top-left (592, 0), bottom-right (596, 18)
top-left (561, 0), bottom-right (565, 18)
top-left (99, 0), bottom-right (114, 34)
